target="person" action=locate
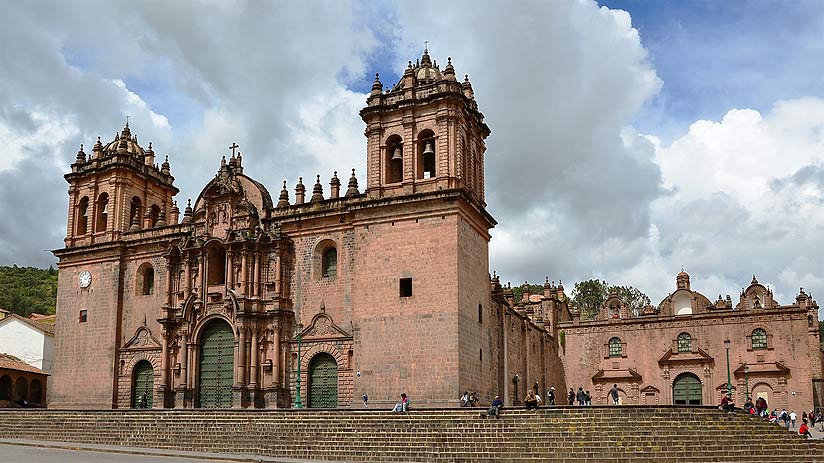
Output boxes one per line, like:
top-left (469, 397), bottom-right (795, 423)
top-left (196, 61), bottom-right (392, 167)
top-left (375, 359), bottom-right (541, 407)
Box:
top-left (567, 388), bottom-right (575, 405)
top-left (799, 419), bottom-right (812, 439)
top-left (524, 390), bottom-right (538, 410)
top-left (547, 387), bottom-right (555, 406)
top-left (460, 391), bottom-right (469, 407)
top-left (469, 391), bottom-right (478, 407)
top-left (576, 387), bottom-right (585, 406)
top-left (755, 396), bottom-right (767, 417)
top-left (535, 391), bottom-right (542, 408)
top-left (392, 393), bottom-right (409, 412)
top-left (802, 411), bottom-right (808, 424)
top-left (720, 392), bottom-right (734, 413)
top-left (610, 384), bottom-right (620, 405)
top-left (585, 390), bottom-right (592, 406)
top-left (768, 409), bottom-right (777, 423)
top-left (743, 397), bottom-right (753, 412)
top-left (138, 391), bottom-right (148, 409)
top-left (485, 395), bottom-right (504, 419)
top-left (790, 410), bottom-right (797, 429)
top-left (363, 393), bottom-right (368, 408)
top-left (17, 396), bottom-right (30, 408)
top-left (779, 409), bottom-right (789, 427)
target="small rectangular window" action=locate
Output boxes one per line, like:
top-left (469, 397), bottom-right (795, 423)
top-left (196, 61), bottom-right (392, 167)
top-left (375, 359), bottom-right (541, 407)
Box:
top-left (479, 348), bottom-right (483, 362)
top-left (79, 310), bottom-right (87, 323)
top-left (399, 278), bottom-right (412, 297)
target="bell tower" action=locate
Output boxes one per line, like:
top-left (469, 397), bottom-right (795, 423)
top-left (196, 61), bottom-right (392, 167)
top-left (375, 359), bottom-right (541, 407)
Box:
top-left (360, 49), bottom-right (490, 205)
top-left (64, 122), bottom-right (178, 247)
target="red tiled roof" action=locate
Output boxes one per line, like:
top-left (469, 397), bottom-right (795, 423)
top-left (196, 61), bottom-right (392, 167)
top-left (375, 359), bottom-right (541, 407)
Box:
top-left (0, 353), bottom-right (47, 375)
top-left (0, 313), bottom-right (55, 336)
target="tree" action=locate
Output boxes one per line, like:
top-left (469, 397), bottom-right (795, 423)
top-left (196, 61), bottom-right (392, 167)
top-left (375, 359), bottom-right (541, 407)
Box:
top-left (571, 279), bottom-right (608, 319)
top-left (571, 279), bottom-right (651, 320)
top-left (511, 284), bottom-right (545, 304)
top-left (0, 266), bottom-right (58, 316)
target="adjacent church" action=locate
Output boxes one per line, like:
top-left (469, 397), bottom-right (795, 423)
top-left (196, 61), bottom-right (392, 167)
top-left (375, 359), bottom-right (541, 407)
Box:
top-left (50, 50), bottom-right (823, 413)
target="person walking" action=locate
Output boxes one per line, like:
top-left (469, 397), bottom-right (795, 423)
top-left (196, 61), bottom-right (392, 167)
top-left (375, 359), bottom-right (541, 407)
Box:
top-left (363, 393), bottom-right (368, 408)
top-left (576, 387), bottom-right (585, 406)
top-left (790, 410), bottom-right (797, 429)
top-left (568, 388), bottom-right (575, 405)
top-left (610, 384), bottom-right (620, 405)
top-left (547, 387), bottom-right (556, 406)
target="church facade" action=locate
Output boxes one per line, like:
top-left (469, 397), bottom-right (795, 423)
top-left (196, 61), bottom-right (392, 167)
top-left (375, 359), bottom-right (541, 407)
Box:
top-left (49, 50), bottom-right (823, 413)
top-left (50, 51), bottom-right (563, 409)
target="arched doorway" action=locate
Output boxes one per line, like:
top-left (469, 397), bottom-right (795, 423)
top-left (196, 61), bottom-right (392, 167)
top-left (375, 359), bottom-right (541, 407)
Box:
top-left (197, 319), bottom-right (234, 408)
top-left (752, 382), bottom-right (773, 407)
top-left (131, 360), bottom-right (154, 408)
top-left (673, 373), bottom-right (702, 405)
top-left (308, 353), bottom-right (338, 408)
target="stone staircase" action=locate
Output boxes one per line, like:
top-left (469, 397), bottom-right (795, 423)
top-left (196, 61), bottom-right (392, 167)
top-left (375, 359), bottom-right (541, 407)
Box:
top-left (1, 406), bottom-right (821, 462)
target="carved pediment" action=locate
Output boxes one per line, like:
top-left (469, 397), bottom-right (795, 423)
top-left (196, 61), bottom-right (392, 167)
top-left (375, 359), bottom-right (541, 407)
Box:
top-left (592, 368), bottom-right (642, 383)
top-left (300, 312), bottom-right (351, 340)
top-left (658, 347), bottom-right (714, 366)
top-left (640, 385), bottom-right (660, 394)
top-left (122, 326), bottom-right (161, 351)
top-left (734, 362), bottom-right (789, 376)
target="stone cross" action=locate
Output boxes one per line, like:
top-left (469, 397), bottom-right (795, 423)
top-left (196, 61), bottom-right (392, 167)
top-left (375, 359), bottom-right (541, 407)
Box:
top-left (229, 142), bottom-right (239, 156)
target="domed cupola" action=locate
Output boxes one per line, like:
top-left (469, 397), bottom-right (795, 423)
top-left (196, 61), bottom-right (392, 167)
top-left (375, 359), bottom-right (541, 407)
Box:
top-left (414, 48), bottom-right (443, 84)
top-left (102, 121), bottom-right (147, 157)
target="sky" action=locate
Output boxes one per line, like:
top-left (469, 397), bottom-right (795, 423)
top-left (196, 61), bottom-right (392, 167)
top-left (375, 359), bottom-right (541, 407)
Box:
top-left (1, 0), bottom-right (824, 316)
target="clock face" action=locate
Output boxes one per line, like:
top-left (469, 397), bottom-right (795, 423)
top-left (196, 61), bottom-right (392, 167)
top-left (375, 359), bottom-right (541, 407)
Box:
top-left (79, 270), bottom-right (92, 288)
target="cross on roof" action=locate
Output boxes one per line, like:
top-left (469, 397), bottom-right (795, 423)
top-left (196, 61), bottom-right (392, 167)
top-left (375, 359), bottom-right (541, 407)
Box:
top-left (229, 142), bottom-right (239, 156)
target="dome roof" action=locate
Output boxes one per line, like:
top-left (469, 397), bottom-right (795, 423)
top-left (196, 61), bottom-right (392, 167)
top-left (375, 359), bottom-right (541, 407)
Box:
top-left (102, 123), bottom-right (146, 157)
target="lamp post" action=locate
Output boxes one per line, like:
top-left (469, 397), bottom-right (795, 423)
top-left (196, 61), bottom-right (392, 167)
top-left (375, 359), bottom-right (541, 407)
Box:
top-left (724, 339), bottom-right (732, 399)
top-left (744, 364), bottom-right (750, 401)
top-left (294, 322), bottom-right (303, 408)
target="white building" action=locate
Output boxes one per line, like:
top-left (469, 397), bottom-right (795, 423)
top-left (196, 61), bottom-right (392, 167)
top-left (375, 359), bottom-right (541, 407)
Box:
top-left (0, 314), bottom-right (55, 375)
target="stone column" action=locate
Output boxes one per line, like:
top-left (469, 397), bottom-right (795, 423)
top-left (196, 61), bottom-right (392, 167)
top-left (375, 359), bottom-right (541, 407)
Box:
top-left (160, 329), bottom-right (169, 389)
top-left (253, 251), bottom-right (260, 298)
top-left (273, 324), bottom-right (281, 388)
top-left (241, 251), bottom-right (249, 295)
top-left (274, 255), bottom-right (282, 298)
top-left (184, 257), bottom-right (192, 296)
top-left (179, 333), bottom-right (188, 389)
top-left (250, 329), bottom-right (259, 387)
top-left (226, 249), bottom-right (234, 289)
top-left (237, 327), bottom-right (247, 386)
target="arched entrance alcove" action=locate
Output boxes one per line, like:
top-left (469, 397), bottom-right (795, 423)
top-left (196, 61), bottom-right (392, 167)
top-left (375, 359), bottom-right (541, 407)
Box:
top-left (197, 319), bottom-right (234, 408)
top-left (752, 382), bottom-right (773, 406)
top-left (308, 353), bottom-right (338, 408)
top-left (131, 360), bottom-right (154, 408)
top-left (673, 373), bottom-right (702, 405)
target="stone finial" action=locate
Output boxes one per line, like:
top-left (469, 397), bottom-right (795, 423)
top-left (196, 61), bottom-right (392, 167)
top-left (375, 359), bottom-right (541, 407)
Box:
top-left (295, 177), bottom-right (306, 204)
top-left (345, 168), bottom-right (360, 197)
top-left (277, 180), bottom-right (290, 208)
top-left (93, 136), bottom-right (103, 159)
top-left (161, 155), bottom-right (170, 175)
top-left (182, 199), bottom-right (193, 223)
top-left (462, 74), bottom-right (474, 99)
top-left (170, 200), bottom-right (180, 225)
top-left (330, 171), bottom-right (341, 199)
top-left (221, 155), bottom-right (227, 167)
top-left (75, 144), bottom-right (86, 164)
top-left (156, 207), bottom-right (168, 227)
top-left (130, 210), bottom-right (141, 231)
top-left (751, 275), bottom-right (758, 285)
top-left (371, 73), bottom-right (383, 96)
top-left (311, 174), bottom-right (324, 203)
top-left (145, 141), bottom-right (155, 166)
top-left (443, 56), bottom-right (456, 80)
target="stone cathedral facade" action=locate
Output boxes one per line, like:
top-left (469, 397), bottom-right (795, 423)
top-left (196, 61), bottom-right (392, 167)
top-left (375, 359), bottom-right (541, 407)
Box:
top-left (50, 50), bottom-right (823, 413)
top-left (50, 50), bottom-right (565, 409)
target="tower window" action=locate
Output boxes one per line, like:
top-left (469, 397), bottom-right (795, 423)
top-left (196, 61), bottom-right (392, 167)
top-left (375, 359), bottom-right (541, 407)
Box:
top-left (399, 278), bottom-right (412, 297)
top-left (138, 263), bottom-right (155, 295)
top-left (417, 130), bottom-right (436, 179)
top-left (130, 196), bottom-right (142, 228)
top-left (751, 328), bottom-right (767, 350)
top-left (79, 310), bottom-right (88, 323)
top-left (385, 135), bottom-right (403, 184)
top-left (478, 303), bottom-right (483, 323)
top-left (77, 197), bottom-right (89, 235)
top-left (95, 193), bottom-right (109, 232)
top-left (677, 332), bottom-right (692, 353)
top-left (149, 205), bottom-right (161, 228)
top-left (322, 247), bottom-right (337, 278)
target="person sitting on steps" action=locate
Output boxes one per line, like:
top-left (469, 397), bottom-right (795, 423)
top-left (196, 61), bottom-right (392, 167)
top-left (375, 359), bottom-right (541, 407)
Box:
top-left (392, 393), bottom-right (410, 412)
top-left (524, 390), bottom-right (538, 410)
top-left (482, 395), bottom-right (503, 419)
top-left (720, 392), bottom-right (734, 413)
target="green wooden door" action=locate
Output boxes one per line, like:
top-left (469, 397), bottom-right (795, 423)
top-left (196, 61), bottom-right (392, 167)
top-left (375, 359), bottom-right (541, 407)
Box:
top-left (308, 353), bottom-right (338, 408)
top-left (198, 320), bottom-right (234, 408)
top-left (673, 373), bottom-right (702, 405)
top-left (131, 360), bottom-right (154, 408)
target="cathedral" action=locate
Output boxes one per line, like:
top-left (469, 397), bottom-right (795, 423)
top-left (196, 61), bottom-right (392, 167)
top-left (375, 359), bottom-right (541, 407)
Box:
top-left (50, 50), bottom-right (823, 413)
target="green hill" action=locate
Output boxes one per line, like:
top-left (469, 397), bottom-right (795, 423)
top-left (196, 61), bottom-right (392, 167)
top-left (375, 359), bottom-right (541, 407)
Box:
top-left (0, 265), bottom-right (58, 317)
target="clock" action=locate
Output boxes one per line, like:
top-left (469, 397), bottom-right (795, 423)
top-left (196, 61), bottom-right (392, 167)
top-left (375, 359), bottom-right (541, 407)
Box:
top-left (79, 270), bottom-right (92, 288)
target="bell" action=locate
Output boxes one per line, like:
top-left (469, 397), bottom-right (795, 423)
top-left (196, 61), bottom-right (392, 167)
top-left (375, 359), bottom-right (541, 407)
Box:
top-left (423, 141), bottom-right (435, 156)
top-left (391, 147), bottom-right (403, 161)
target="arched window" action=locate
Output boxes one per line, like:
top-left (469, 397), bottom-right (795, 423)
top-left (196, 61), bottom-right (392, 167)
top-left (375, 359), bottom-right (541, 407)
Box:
top-left (677, 332), bottom-right (692, 353)
top-left (608, 337), bottom-right (622, 357)
top-left (138, 263), bottom-right (154, 295)
top-left (207, 243), bottom-right (226, 286)
top-left (149, 205), bottom-right (161, 228)
top-left (417, 129), bottom-right (436, 179)
top-left (322, 247), bottom-right (337, 278)
top-left (30, 379), bottom-right (42, 404)
top-left (77, 197), bottom-right (89, 235)
top-left (95, 193), bottom-right (109, 232)
top-left (752, 328), bottom-right (767, 350)
top-left (385, 135), bottom-right (403, 184)
top-left (0, 375), bottom-right (10, 400)
top-left (130, 196), bottom-right (142, 228)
